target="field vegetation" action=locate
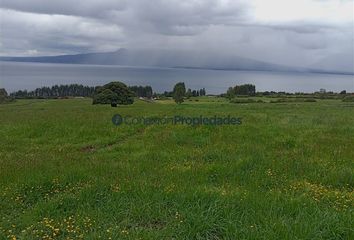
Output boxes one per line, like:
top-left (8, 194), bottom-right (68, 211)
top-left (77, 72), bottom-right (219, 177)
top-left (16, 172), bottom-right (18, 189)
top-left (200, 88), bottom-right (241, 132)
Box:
top-left (0, 96), bottom-right (353, 239)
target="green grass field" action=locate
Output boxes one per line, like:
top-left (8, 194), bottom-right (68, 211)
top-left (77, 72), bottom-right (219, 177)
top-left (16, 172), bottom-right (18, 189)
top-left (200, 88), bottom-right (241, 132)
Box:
top-left (0, 97), bottom-right (353, 239)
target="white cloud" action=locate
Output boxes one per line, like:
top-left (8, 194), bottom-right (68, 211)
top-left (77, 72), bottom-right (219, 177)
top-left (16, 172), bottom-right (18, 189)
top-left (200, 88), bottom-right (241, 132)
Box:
top-left (250, 0), bottom-right (353, 25)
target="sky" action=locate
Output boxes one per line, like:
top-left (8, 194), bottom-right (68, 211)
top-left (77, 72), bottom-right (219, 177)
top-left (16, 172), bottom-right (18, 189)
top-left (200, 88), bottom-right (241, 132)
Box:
top-left (0, 0), bottom-right (353, 71)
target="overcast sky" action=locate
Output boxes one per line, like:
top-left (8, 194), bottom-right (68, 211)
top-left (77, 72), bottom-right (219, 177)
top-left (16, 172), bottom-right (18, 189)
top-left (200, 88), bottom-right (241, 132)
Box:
top-left (0, 0), bottom-right (353, 70)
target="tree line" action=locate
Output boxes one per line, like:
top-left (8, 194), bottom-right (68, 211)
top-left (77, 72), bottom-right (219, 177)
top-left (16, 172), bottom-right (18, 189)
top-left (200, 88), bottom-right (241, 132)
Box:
top-left (10, 84), bottom-right (96, 99)
top-left (159, 88), bottom-right (206, 98)
top-left (171, 83), bottom-right (207, 104)
top-left (186, 88), bottom-right (206, 97)
top-left (226, 84), bottom-right (256, 99)
top-left (91, 81), bottom-right (208, 106)
top-left (7, 80), bottom-right (210, 105)
top-left (10, 84), bottom-right (155, 99)
top-left (129, 86), bottom-right (153, 98)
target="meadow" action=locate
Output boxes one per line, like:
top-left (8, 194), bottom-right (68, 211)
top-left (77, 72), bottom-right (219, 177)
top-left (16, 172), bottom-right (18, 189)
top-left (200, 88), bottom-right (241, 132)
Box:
top-left (0, 97), bottom-right (353, 239)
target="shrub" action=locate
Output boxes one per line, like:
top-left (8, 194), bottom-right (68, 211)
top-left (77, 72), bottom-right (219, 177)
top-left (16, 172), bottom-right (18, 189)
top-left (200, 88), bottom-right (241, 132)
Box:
top-left (0, 88), bottom-right (7, 103)
top-left (0, 88), bottom-right (15, 104)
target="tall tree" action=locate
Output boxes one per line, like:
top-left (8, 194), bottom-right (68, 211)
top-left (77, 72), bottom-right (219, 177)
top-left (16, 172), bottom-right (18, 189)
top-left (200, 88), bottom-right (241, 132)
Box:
top-left (173, 82), bottom-right (186, 104)
top-left (186, 88), bottom-right (192, 98)
top-left (226, 87), bottom-right (235, 99)
top-left (0, 88), bottom-right (8, 103)
top-left (192, 90), bottom-right (197, 97)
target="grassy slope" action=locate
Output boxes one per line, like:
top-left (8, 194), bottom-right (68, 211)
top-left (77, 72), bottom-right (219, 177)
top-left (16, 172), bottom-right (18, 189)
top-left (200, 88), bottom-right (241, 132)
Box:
top-left (0, 98), bottom-right (353, 239)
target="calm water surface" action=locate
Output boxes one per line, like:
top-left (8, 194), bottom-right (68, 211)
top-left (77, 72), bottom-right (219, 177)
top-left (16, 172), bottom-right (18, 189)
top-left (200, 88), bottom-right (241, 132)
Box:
top-left (0, 61), bottom-right (353, 94)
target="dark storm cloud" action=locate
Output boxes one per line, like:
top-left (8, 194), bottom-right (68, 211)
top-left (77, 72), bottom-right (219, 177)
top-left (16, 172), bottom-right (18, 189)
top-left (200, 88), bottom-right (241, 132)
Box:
top-left (126, 0), bottom-right (248, 35)
top-left (0, 0), bottom-right (353, 71)
top-left (265, 24), bottom-right (334, 34)
top-left (0, 0), bottom-right (127, 18)
top-left (0, 0), bottom-right (248, 34)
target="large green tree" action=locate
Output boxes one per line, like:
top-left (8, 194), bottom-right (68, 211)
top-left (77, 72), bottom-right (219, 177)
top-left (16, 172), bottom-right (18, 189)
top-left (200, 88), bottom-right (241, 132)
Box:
top-left (186, 88), bottom-right (192, 99)
top-left (92, 89), bottom-right (119, 107)
top-left (93, 81), bottom-right (134, 106)
top-left (173, 82), bottom-right (186, 104)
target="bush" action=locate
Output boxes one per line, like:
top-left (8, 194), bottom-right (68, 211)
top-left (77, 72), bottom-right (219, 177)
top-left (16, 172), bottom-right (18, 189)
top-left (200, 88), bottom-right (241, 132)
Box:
top-left (0, 89), bottom-right (7, 103)
top-left (0, 88), bottom-right (15, 104)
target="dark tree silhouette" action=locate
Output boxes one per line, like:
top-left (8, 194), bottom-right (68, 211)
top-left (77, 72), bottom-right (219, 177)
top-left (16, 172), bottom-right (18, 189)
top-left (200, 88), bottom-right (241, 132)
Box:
top-left (173, 82), bottom-right (186, 104)
top-left (11, 84), bottom-right (96, 99)
top-left (226, 84), bottom-right (256, 98)
top-left (129, 86), bottom-right (153, 98)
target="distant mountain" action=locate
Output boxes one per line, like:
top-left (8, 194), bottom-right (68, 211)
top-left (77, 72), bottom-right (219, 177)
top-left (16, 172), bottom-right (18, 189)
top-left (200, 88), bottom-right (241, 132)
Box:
top-left (311, 53), bottom-right (354, 74)
top-left (1, 49), bottom-right (352, 74)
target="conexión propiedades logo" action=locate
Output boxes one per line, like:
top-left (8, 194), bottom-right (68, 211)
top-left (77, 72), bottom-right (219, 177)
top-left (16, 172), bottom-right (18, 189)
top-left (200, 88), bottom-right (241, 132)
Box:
top-left (112, 114), bottom-right (242, 126)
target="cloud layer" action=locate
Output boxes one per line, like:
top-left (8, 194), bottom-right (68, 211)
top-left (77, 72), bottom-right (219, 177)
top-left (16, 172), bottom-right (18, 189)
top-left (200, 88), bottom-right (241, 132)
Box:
top-left (0, 0), bottom-right (353, 71)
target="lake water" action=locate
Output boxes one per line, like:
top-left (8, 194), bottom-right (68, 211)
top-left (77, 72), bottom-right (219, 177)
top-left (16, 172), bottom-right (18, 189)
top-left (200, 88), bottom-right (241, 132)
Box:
top-left (0, 61), bottom-right (353, 94)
